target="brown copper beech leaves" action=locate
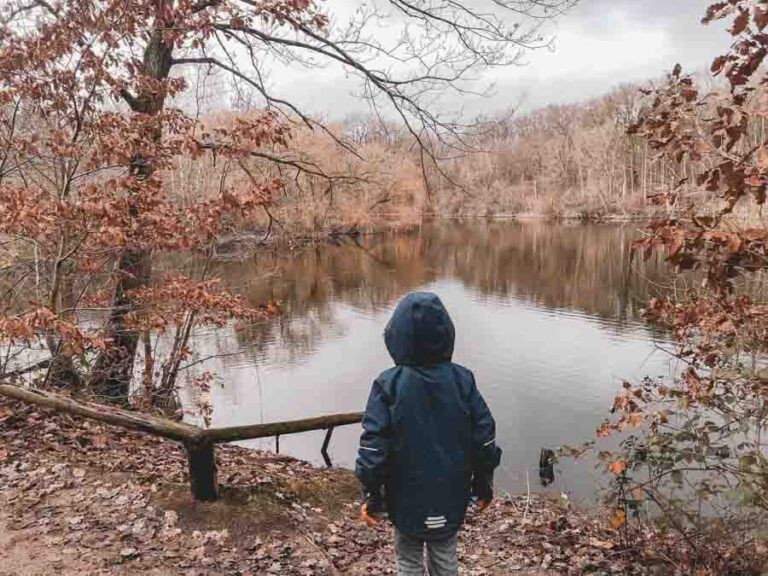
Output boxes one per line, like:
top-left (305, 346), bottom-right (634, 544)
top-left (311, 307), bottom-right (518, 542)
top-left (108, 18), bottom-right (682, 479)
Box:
top-left (0, 0), bottom-right (312, 397)
top-left (593, 4), bottom-right (768, 572)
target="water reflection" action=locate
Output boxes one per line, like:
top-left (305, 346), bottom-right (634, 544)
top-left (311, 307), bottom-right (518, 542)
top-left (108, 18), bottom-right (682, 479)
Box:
top-left (190, 220), bottom-right (674, 502)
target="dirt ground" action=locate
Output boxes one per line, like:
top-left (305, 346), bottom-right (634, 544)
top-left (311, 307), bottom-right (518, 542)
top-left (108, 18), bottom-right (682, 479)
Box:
top-left (0, 397), bottom-right (636, 575)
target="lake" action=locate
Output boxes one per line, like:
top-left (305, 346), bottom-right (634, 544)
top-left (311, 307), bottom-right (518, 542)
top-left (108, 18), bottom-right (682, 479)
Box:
top-left (181, 220), bottom-right (676, 503)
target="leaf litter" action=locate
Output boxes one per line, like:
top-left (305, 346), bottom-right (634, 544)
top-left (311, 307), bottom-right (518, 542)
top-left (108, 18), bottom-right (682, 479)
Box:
top-left (0, 397), bottom-right (643, 575)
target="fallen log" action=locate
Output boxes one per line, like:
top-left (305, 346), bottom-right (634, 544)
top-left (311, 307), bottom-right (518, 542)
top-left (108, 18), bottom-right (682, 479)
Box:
top-left (0, 383), bottom-right (363, 503)
top-left (205, 412), bottom-right (363, 443)
top-left (0, 383), bottom-right (201, 443)
top-left (0, 383), bottom-right (219, 500)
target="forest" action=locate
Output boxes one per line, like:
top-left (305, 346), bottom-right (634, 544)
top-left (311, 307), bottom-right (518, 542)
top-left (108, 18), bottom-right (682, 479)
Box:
top-left (162, 83), bottom-right (713, 240)
top-left (163, 73), bottom-right (768, 238)
top-left (4, 0), bottom-right (768, 574)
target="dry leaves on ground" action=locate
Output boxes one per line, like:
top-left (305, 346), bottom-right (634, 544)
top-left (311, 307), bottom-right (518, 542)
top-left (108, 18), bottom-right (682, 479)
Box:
top-left (0, 398), bottom-right (641, 575)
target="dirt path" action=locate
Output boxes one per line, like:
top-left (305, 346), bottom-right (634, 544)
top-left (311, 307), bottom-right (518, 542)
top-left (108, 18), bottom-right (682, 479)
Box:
top-left (0, 510), bottom-right (72, 576)
top-left (0, 506), bottom-right (121, 576)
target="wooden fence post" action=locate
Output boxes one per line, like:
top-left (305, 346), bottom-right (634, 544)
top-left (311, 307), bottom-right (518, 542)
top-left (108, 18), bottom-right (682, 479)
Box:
top-left (321, 426), bottom-right (334, 467)
top-left (187, 435), bottom-right (218, 501)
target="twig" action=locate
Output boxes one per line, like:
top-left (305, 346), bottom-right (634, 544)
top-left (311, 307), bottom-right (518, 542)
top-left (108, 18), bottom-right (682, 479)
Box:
top-left (523, 469), bottom-right (531, 521)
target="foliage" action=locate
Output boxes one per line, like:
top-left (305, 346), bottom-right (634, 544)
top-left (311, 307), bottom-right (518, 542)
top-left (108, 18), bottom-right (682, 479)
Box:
top-left (165, 114), bottom-right (429, 241)
top-left (188, 85), bottom-right (708, 231)
top-left (440, 87), bottom-right (671, 219)
top-left (330, 84), bottom-right (715, 221)
top-left (598, 1), bottom-right (768, 572)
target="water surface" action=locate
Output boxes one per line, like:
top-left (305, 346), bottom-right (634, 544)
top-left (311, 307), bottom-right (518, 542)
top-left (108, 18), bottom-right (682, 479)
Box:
top-left (186, 220), bottom-right (675, 502)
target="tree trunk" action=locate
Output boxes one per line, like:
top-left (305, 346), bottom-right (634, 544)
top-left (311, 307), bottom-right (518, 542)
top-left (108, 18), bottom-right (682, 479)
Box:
top-left (43, 325), bottom-right (81, 389)
top-left (88, 23), bottom-right (173, 401)
top-left (90, 248), bottom-right (152, 400)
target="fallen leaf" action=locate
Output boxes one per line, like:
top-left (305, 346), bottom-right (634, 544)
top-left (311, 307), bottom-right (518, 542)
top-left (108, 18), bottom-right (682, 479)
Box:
top-left (608, 459), bottom-right (627, 475)
top-left (608, 509), bottom-right (626, 531)
top-left (164, 510), bottom-right (178, 528)
top-left (91, 435), bottom-right (108, 448)
top-left (588, 538), bottom-right (615, 550)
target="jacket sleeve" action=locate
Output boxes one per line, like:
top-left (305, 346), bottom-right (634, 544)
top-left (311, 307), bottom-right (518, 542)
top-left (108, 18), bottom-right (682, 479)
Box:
top-left (355, 379), bottom-right (391, 497)
top-left (469, 375), bottom-right (502, 500)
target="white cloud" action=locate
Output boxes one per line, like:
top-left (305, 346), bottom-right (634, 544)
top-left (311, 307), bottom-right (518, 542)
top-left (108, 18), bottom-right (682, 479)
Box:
top-left (463, 0), bottom-right (732, 113)
top-left (525, 25), bottom-right (672, 78)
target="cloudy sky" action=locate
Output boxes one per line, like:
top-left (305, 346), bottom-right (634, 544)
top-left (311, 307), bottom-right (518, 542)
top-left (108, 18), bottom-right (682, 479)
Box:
top-left (486, 0), bottom-right (732, 111)
top-left (272, 0), bottom-right (733, 117)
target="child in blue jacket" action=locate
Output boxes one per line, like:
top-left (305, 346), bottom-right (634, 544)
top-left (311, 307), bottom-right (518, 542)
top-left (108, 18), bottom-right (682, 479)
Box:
top-left (356, 292), bottom-right (502, 576)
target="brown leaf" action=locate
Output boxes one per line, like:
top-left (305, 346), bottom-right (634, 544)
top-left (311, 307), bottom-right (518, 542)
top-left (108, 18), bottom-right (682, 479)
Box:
top-left (608, 459), bottom-right (628, 475)
top-left (681, 86), bottom-right (698, 102)
top-left (711, 55), bottom-right (728, 74)
top-left (669, 233), bottom-right (685, 257)
top-left (757, 146), bottom-right (768, 171)
top-left (730, 8), bottom-right (749, 35)
top-left (726, 234), bottom-right (742, 254)
top-left (608, 509), bottom-right (626, 531)
top-left (755, 7), bottom-right (768, 31)
top-left (588, 538), bottom-right (615, 550)
top-left (91, 435), bottom-right (108, 449)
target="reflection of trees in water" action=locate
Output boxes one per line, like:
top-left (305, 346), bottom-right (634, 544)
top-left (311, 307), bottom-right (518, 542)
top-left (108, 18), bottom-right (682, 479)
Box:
top-left (426, 221), bottom-right (668, 322)
top-left (213, 221), bottom-right (668, 362)
top-left (256, 308), bottom-right (344, 367)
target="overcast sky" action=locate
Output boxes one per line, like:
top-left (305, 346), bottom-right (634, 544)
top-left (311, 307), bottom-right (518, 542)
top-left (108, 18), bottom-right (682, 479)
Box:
top-left (271, 0), bottom-right (733, 118)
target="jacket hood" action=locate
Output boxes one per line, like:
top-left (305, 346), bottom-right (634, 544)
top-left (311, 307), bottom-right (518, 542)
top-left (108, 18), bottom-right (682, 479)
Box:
top-left (384, 292), bottom-right (455, 366)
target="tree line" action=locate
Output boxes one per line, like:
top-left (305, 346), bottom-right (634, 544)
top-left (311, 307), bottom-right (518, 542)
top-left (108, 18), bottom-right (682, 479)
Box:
top-left (223, 80), bottom-right (747, 229)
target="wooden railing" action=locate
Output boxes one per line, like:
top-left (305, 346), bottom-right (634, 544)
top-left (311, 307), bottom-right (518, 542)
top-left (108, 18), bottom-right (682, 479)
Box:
top-left (0, 383), bottom-right (363, 501)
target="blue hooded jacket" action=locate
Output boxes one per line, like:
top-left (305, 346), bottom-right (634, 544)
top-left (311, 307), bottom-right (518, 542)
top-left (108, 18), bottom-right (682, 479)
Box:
top-left (355, 292), bottom-right (502, 539)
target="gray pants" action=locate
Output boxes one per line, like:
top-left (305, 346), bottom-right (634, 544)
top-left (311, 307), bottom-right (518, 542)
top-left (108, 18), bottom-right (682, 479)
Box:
top-left (395, 530), bottom-right (459, 576)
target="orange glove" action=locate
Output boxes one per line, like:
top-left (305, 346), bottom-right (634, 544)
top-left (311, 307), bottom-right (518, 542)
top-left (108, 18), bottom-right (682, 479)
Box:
top-left (361, 502), bottom-right (384, 527)
top-left (475, 497), bottom-right (492, 513)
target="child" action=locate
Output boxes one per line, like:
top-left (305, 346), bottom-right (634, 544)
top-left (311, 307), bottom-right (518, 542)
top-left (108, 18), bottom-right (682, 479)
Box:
top-left (356, 292), bottom-right (502, 576)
